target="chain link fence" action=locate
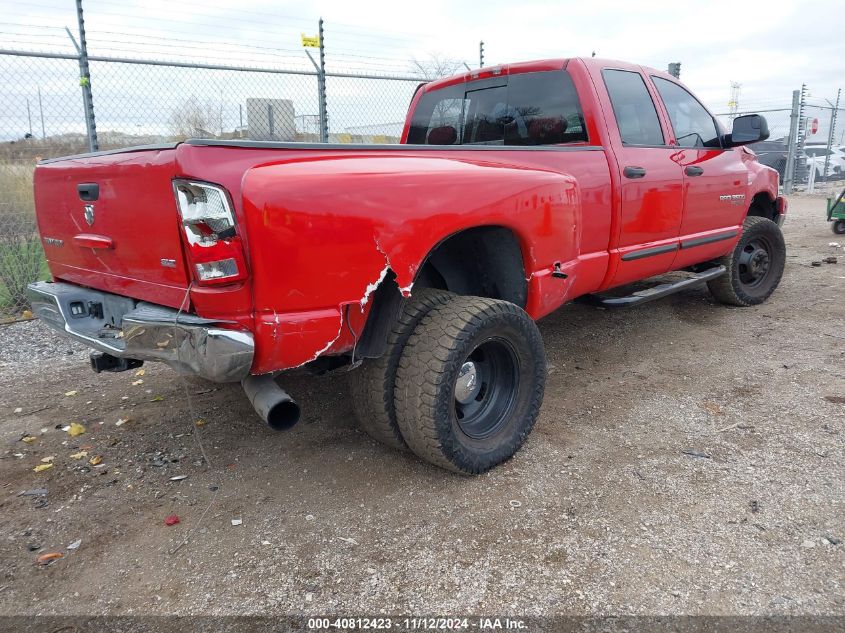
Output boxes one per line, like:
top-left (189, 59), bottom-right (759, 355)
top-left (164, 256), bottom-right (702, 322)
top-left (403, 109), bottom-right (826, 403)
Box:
top-left (0, 41), bottom-right (842, 318)
top-left (715, 87), bottom-right (844, 193)
top-left (0, 47), bottom-right (422, 317)
top-left (715, 105), bottom-right (795, 186)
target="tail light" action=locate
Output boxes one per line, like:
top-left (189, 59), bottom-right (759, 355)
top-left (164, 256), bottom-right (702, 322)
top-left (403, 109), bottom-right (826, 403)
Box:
top-left (172, 179), bottom-right (248, 285)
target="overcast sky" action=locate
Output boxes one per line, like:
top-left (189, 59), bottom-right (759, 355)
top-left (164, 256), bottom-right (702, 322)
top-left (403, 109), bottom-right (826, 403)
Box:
top-left (312, 0), bottom-right (844, 107)
top-left (3, 0), bottom-right (843, 141)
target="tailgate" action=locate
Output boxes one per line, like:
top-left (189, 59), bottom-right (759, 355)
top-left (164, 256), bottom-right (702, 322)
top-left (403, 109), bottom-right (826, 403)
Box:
top-left (34, 147), bottom-right (191, 308)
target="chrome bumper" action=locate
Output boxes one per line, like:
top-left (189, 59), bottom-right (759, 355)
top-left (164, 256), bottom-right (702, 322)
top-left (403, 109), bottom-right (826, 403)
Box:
top-left (27, 281), bottom-right (254, 383)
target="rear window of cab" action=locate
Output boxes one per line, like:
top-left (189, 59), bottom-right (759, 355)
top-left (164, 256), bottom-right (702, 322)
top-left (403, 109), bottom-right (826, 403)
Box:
top-left (407, 70), bottom-right (588, 146)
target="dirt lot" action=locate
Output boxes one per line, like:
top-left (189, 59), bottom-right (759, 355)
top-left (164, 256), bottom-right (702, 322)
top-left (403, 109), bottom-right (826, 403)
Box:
top-left (0, 196), bottom-right (842, 618)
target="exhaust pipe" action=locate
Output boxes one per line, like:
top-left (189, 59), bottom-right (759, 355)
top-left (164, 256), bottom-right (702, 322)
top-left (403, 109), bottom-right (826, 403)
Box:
top-left (242, 374), bottom-right (301, 431)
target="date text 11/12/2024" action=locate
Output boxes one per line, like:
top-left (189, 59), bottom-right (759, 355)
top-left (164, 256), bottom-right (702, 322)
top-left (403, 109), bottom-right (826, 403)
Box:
top-left (306, 617), bottom-right (528, 630)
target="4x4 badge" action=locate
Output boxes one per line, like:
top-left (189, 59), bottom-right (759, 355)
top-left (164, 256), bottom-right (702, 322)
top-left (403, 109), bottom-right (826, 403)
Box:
top-left (84, 204), bottom-right (95, 226)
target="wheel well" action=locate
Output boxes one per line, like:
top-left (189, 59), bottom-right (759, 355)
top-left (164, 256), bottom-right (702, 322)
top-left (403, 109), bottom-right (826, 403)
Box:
top-left (747, 192), bottom-right (777, 222)
top-left (417, 226), bottom-right (527, 307)
top-left (355, 226), bottom-right (527, 360)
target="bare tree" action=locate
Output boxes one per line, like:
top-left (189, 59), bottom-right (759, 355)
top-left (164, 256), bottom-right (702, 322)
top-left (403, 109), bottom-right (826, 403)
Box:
top-left (410, 53), bottom-right (465, 81)
top-left (169, 96), bottom-right (224, 139)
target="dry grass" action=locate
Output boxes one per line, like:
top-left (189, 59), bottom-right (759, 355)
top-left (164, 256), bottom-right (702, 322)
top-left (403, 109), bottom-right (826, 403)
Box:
top-left (0, 162), bottom-right (46, 315)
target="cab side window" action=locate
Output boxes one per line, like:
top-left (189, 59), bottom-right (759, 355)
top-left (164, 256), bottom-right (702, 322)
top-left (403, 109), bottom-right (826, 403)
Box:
top-left (652, 77), bottom-right (721, 148)
top-left (506, 71), bottom-right (588, 145)
top-left (602, 69), bottom-right (664, 146)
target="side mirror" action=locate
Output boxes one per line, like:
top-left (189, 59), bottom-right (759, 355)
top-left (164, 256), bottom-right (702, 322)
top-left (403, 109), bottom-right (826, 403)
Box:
top-left (728, 114), bottom-right (770, 146)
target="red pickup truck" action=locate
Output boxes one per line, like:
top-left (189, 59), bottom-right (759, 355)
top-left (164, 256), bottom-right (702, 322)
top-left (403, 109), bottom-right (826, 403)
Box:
top-left (28, 57), bottom-right (786, 474)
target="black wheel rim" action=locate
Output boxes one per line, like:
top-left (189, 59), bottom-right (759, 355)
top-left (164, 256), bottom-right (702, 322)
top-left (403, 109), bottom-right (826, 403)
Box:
top-left (453, 338), bottom-right (519, 440)
top-left (737, 236), bottom-right (773, 289)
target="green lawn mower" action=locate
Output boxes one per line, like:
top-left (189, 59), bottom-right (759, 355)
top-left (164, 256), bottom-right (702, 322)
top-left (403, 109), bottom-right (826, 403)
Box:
top-left (828, 188), bottom-right (845, 235)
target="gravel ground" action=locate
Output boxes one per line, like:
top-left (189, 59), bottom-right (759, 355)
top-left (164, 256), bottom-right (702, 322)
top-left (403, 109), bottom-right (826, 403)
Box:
top-left (0, 196), bottom-right (842, 618)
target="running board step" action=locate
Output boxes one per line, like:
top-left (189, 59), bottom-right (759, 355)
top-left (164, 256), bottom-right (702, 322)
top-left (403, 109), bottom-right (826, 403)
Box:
top-left (580, 265), bottom-right (726, 308)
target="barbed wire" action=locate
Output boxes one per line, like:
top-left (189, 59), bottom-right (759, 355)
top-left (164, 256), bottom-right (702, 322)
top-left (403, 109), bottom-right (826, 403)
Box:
top-left (0, 0), bottom-right (841, 320)
top-left (0, 21), bottom-right (467, 76)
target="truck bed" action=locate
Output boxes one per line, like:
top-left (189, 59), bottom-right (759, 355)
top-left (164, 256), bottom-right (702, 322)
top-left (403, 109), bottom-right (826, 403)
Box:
top-left (35, 139), bottom-right (613, 371)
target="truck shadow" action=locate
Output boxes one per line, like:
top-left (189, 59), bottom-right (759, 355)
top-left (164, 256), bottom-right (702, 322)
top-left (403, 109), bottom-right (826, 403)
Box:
top-left (208, 282), bottom-right (730, 474)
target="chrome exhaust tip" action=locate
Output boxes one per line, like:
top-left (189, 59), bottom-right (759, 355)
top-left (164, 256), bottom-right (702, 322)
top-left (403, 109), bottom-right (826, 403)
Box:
top-left (241, 374), bottom-right (301, 431)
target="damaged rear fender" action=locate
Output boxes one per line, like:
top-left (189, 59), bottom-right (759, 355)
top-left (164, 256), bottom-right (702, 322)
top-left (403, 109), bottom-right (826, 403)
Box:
top-left (241, 155), bottom-right (582, 372)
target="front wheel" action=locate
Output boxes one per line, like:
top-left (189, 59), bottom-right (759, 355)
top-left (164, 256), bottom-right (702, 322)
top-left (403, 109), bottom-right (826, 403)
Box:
top-left (707, 216), bottom-right (786, 306)
top-left (394, 296), bottom-right (546, 474)
top-left (833, 220), bottom-right (845, 235)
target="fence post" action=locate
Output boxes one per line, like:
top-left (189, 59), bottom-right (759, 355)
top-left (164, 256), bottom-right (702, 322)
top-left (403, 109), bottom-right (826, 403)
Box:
top-left (784, 89), bottom-right (801, 193)
top-left (74, 0), bottom-right (98, 151)
top-left (796, 84), bottom-right (807, 186)
top-left (317, 18), bottom-right (328, 143)
top-left (822, 88), bottom-right (840, 182)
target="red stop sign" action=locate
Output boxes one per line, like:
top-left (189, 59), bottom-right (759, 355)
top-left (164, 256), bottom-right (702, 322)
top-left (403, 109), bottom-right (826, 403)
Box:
top-left (811, 118), bottom-right (819, 134)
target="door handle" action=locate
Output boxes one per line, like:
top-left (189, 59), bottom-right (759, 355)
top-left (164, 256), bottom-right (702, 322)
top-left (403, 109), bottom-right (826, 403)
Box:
top-left (685, 166), bottom-right (704, 176)
top-left (73, 234), bottom-right (114, 249)
top-left (623, 166), bottom-right (647, 179)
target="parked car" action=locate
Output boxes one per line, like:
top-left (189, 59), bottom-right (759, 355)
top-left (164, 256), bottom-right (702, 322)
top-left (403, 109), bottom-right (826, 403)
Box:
top-left (28, 58), bottom-right (786, 474)
top-left (805, 143), bottom-right (845, 181)
top-left (748, 138), bottom-right (787, 183)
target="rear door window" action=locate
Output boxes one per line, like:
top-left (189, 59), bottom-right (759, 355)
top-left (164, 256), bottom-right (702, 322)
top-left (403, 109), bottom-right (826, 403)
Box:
top-left (506, 72), bottom-right (587, 145)
top-left (602, 69), bottom-right (664, 146)
top-left (407, 70), bottom-right (588, 146)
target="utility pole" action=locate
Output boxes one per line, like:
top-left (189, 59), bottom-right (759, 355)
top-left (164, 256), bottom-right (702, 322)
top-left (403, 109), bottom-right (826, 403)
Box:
top-left (69, 0), bottom-right (98, 151)
top-left (728, 81), bottom-right (741, 121)
top-left (26, 99), bottom-right (33, 136)
top-left (37, 86), bottom-right (46, 139)
top-left (219, 89), bottom-right (224, 137)
top-left (479, 41), bottom-right (484, 68)
top-left (822, 88), bottom-right (841, 182)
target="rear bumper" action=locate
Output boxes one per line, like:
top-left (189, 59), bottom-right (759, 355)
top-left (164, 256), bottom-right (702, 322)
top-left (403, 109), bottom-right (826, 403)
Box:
top-left (27, 281), bottom-right (253, 382)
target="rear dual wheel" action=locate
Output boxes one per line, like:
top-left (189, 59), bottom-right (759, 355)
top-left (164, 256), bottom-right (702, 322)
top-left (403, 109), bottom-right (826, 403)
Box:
top-left (394, 296), bottom-right (546, 474)
top-left (349, 288), bottom-right (454, 450)
top-left (351, 293), bottom-right (546, 474)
